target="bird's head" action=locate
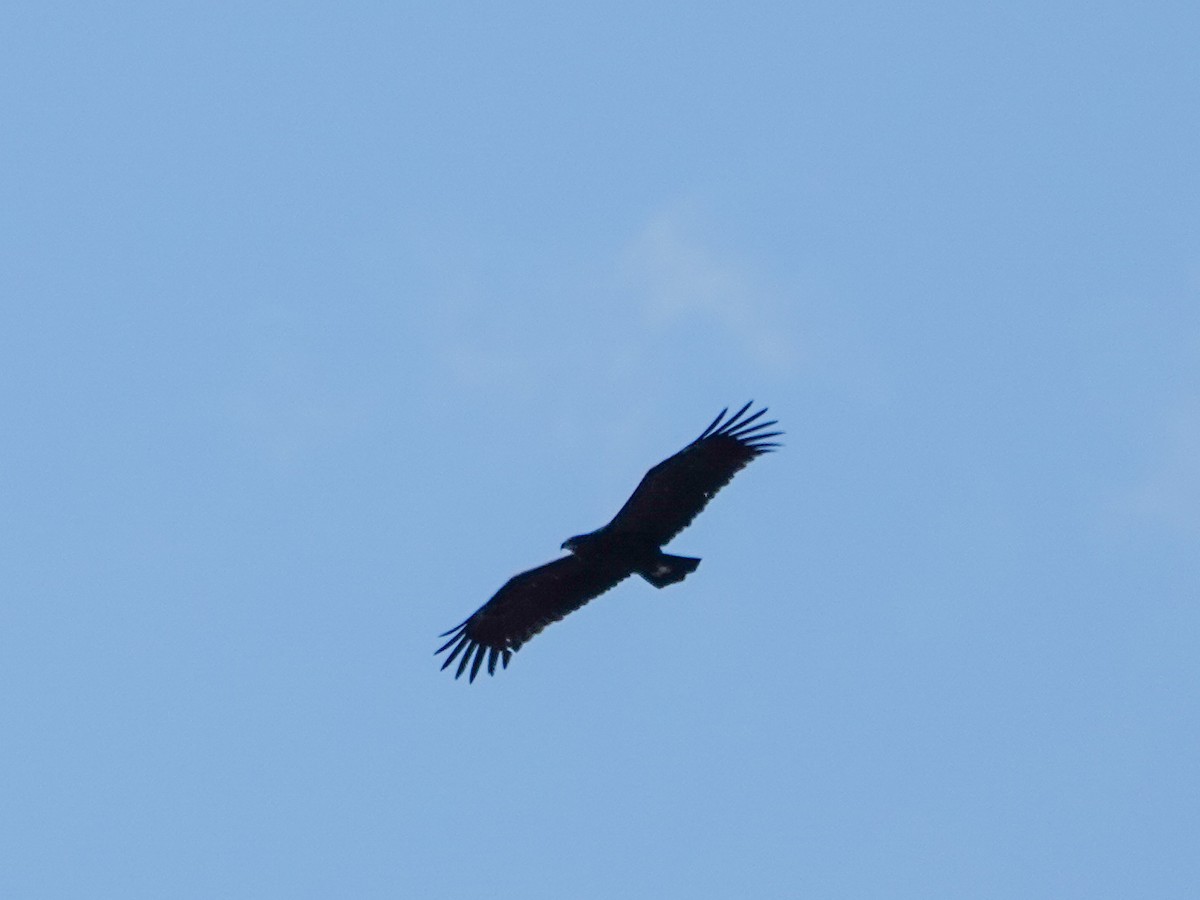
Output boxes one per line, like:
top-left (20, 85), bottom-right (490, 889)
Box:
top-left (561, 535), bottom-right (582, 553)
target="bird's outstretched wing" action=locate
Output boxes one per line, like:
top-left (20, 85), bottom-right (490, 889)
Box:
top-left (435, 555), bottom-right (633, 682)
top-left (606, 402), bottom-right (781, 546)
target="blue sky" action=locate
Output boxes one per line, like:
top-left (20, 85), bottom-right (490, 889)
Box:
top-left (3, 2), bottom-right (1198, 897)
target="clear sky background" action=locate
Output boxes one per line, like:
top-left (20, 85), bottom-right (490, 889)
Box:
top-left (3, 3), bottom-right (1198, 898)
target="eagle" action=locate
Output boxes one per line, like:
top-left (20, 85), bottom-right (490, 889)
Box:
top-left (436, 402), bottom-right (781, 681)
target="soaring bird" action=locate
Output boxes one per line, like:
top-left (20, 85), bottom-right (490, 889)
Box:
top-left (436, 402), bottom-right (781, 681)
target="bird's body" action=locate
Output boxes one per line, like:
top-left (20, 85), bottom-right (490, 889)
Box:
top-left (436, 402), bottom-right (781, 681)
top-left (562, 527), bottom-right (700, 588)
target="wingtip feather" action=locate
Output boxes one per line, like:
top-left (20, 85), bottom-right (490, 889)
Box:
top-left (729, 407), bottom-right (767, 432)
top-left (700, 403), bottom-right (784, 449)
top-left (437, 617), bottom-right (469, 638)
top-left (697, 406), bottom-right (729, 441)
top-left (440, 635), bottom-right (471, 669)
top-left (455, 643), bottom-right (474, 679)
top-left (468, 643), bottom-right (487, 682)
top-left (725, 400), bottom-right (754, 430)
top-left (435, 628), bottom-right (465, 654)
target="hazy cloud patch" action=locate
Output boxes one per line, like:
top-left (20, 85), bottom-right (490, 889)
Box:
top-left (622, 211), bottom-right (800, 374)
top-left (222, 312), bottom-right (374, 473)
top-left (1127, 401), bottom-right (1200, 533)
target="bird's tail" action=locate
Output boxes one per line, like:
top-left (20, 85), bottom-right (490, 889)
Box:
top-left (637, 553), bottom-right (701, 588)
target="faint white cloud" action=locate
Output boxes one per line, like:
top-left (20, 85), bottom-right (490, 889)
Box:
top-left (621, 211), bottom-right (800, 374)
top-left (223, 316), bottom-right (373, 473)
top-left (371, 223), bottom-right (549, 399)
top-left (1128, 401), bottom-right (1200, 533)
top-left (440, 331), bottom-right (538, 392)
top-left (1123, 303), bottom-right (1200, 534)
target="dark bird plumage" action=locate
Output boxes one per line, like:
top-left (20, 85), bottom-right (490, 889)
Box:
top-left (436, 402), bottom-right (781, 681)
